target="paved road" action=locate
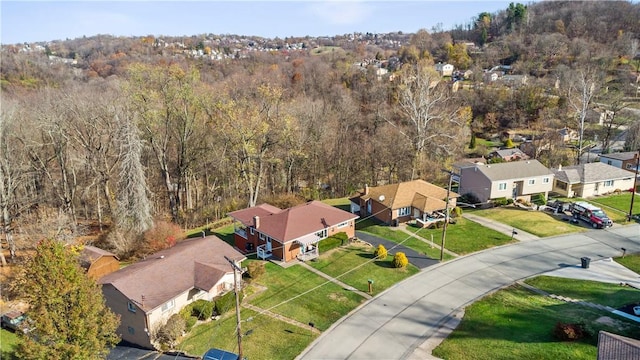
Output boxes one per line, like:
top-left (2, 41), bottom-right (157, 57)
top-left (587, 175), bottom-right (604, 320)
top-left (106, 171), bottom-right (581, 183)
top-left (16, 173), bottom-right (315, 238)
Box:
top-left (298, 224), bottom-right (640, 360)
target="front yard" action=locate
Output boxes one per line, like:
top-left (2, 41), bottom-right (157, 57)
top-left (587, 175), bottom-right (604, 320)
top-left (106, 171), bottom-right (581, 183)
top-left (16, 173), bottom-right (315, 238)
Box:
top-left (433, 256), bottom-right (640, 360)
top-left (472, 207), bottom-right (586, 237)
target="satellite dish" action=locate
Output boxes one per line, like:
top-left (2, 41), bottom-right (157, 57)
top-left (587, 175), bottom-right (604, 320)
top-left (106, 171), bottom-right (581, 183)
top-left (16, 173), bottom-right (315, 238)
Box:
top-left (379, 195), bottom-right (385, 202)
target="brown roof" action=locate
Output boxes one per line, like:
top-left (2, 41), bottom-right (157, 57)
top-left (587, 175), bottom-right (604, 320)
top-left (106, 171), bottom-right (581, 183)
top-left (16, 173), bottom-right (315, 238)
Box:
top-left (79, 245), bottom-right (118, 269)
top-left (228, 200), bottom-right (358, 243)
top-left (359, 179), bottom-right (458, 210)
top-left (99, 236), bottom-right (245, 312)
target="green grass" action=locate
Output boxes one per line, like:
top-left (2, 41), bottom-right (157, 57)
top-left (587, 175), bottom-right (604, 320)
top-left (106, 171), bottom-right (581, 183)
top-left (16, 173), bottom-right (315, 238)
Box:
top-left (179, 308), bottom-right (317, 360)
top-left (474, 208), bottom-right (585, 237)
top-left (525, 275), bottom-right (640, 308)
top-left (0, 328), bottom-right (20, 358)
top-left (616, 254), bottom-right (640, 273)
top-left (308, 244), bottom-right (419, 296)
top-left (476, 138), bottom-right (503, 148)
top-left (211, 224), bottom-right (236, 245)
top-left (246, 261), bottom-right (365, 331)
top-left (356, 218), bottom-right (449, 260)
top-left (433, 284), bottom-right (640, 360)
top-left (404, 217), bottom-right (514, 255)
top-left (589, 193), bottom-right (639, 223)
top-left (322, 197), bottom-right (351, 212)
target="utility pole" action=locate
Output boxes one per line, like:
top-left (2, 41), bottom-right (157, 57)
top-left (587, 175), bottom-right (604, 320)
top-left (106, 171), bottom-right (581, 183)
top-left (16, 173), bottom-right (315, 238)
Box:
top-left (440, 169), bottom-right (454, 262)
top-left (224, 256), bottom-right (244, 359)
top-left (628, 150), bottom-right (640, 222)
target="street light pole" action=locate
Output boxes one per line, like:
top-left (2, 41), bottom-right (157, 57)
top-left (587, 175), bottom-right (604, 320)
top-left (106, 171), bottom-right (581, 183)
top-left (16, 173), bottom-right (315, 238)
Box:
top-left (224, 256), bottom-right (244, 359)
top-left (440, 169), bottom-right (454, 262)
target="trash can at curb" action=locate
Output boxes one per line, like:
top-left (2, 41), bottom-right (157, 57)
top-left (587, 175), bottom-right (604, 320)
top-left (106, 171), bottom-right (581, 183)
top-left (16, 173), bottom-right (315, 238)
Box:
top-left (581, 257), bottom-right (591, 269)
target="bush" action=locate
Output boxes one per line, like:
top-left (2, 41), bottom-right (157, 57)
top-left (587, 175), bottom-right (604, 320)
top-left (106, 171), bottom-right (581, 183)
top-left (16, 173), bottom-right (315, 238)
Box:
top-left (156, 314), bottom-right (186, 349)
top-left (191, 299), bottom-right (214, 320)
top-left (504, 138), bottom-right (515, 148)
top-left (451, 207), bottom-right (463, 218)
top-left (374, 244), bottom-right (387, 259)
top-left (215, 290), bottom-right (242, 315)
top-left (185, 316), bottom-right (198, 331)
top-left (553, 322), bottom-right (585, 341)
top-left (493, 197), bottom-right (509, 206)
top-left (143, 220), bottom-right (185, 253)
top-left (247, 261), bottom-right (266, 280)
top-left (318, 232), bottom-right (348, 252)
top-left (393, 252), bottom-right (409, 268)
top-left (531, 193), bottom-right (547, 206)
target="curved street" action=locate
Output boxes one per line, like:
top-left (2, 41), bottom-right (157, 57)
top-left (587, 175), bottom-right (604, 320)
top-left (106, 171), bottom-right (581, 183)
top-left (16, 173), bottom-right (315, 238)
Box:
top-left (298, 224), bottom-right (640, 360)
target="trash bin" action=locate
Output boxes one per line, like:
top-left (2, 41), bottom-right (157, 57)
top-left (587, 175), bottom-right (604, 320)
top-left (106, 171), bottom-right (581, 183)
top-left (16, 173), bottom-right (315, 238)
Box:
top-left (580, 257), bottom-right (591, 269)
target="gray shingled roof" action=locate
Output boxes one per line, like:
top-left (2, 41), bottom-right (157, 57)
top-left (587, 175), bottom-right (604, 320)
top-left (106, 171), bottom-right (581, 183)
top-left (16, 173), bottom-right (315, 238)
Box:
top-left (99, 236), bottom-right (245, 312)
top-left (551, 162), bottom-right (634, 184)
top-left (599, 151), bottom-right (638, 161)
top-left (475, 160), bottom-right (552, 181)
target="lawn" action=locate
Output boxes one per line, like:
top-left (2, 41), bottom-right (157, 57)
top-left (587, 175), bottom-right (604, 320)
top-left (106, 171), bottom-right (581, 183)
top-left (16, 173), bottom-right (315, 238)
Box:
top-left (432, 284), bottom-right (640, 360)
top-left (0, 328), bottom-right (20, 358)
top-left (616, 255), bottom-right (640, 273)
top-left (308, 244), bottom-right (419, 296)
top-left (356, 218), bottom-right (449, 260)
top-left (245, 261), bottom-right (365, 331)
top-left (179, 308), bottom-right (317, 360)
top-left (589, 193), bottom-right (639, 223)
top-left (404, 217), bottom-right (514, 255)
top-left (473, 207), bottom-right (585, 237)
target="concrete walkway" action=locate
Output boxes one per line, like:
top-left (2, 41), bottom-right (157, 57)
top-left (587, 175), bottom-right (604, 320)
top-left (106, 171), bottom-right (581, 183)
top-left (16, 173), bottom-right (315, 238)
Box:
top-left (463, 213), bottom-right (540, 241)
top-left (298, 224), bottom-right (640, 360)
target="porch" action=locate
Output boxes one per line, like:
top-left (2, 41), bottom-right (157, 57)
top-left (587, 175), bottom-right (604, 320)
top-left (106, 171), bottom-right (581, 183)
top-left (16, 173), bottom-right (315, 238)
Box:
top-left (295, 233), bottom-right (321, 262)
top-left (414, 212), bottom-right (447, 228)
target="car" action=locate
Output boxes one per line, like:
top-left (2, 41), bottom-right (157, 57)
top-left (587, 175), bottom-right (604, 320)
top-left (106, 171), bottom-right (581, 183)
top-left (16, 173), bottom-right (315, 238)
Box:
top-left (1, 310), bottom-right (34, 334)
top-left (202, 348), bottom-right (240, 360)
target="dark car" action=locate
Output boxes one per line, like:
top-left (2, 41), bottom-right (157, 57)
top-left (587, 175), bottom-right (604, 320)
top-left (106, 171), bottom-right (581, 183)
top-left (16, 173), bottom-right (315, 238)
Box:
top-left (202, 348), bottom-right (240, 360)
top-left (1, 310), bottom-right (34, 334)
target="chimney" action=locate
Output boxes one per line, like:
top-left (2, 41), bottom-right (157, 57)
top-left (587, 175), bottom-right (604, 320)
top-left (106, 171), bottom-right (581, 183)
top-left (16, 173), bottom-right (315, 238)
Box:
top-left (364, 184), bottom-right (369, 195)
top-left (253, 216), bottom-right (260, 229)
top-left (558, 164), bottom-right (562, 171)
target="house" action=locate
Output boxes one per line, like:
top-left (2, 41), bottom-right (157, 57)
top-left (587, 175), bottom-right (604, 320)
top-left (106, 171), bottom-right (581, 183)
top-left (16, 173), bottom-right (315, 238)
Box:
top-left (349, 179), bottom-right (458, 228)
top-left (79, 245), bottom-right (119, 280)
top-left (599, 151), bottom-right (640, 173)
top-left (458, 160), bottom-right (553, 203)
top-left (435, 62), bottom-right (454, 77)
top-left (558, 127), bottom-right (578, 142)
top-left (489, 148), bottom-right (530, 162)
top-left (99, 236), bottom-right (245, 349)
top-left (228, 200), bottom-right (358, 263)
top-left (550, 162), bottom-right (636, 198)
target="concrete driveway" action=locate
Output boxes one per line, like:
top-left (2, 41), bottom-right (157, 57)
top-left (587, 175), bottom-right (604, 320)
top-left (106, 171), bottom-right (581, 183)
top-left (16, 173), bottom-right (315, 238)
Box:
top-left (298, 224), bottom-right (640, 360)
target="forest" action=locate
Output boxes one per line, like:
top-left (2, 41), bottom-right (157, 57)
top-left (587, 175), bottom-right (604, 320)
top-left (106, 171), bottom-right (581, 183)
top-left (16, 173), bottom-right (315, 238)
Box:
top-left (1, 1), bottom-right (640, 262)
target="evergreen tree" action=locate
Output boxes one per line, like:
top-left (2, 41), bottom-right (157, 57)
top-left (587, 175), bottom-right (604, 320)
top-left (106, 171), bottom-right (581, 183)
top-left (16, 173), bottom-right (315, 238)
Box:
top-left (15, 240), bottom-right (120, 359)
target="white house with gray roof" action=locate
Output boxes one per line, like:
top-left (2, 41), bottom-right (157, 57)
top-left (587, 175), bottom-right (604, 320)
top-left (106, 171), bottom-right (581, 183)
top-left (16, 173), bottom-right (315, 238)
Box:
top-left (458, 160), bottom-right (553, 203)
top-left (550, 162), bottom-right (636, 198)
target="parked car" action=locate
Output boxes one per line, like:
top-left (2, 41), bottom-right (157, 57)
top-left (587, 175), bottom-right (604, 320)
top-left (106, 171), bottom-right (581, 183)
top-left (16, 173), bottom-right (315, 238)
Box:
top-left (1, 310), bottom-right (34, 334)
top-left (570, 201), bottom-right (613, 229)
top-left (202, 348), bottom-right (240, 360)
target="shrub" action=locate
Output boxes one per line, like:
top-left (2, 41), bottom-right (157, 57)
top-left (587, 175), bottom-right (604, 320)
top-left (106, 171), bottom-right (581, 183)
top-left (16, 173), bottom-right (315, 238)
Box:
top-left (143, 220), bottom-right (185, 253)
top-left (531, 193), bottom-right (547, 206)
top-left (185, 316), bottom-right (198, 331)
top-left (451, 207), bottom-right (463, 218)
top-left (393, 252), bottom-right (409, 268)
top-left (504, 138), bottom-right (515, 148)
top-left (374, 244), bottom-right (387, 259)
top-left (553, 322), bottom-right (585, 341)
top-left (493, 197), bottom-right (509, 206)
top-left (247, 261), bottom-right (266, 280)
top-left (156, 314), bottom-right (186, 349)
top-left (215, 290), bottom-right (242, 315)
top-left (191, 299), bottom-right (214, 320)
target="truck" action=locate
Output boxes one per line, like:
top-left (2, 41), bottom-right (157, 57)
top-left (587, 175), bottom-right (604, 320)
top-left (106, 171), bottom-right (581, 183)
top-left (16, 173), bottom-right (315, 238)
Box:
top-left (570, 201), bottom-right (613, 229)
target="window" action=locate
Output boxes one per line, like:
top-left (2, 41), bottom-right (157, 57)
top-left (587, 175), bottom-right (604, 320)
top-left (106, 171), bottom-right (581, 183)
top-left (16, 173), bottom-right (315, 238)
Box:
top-left (528, 179), bottom-right (535, 185)
top-left (555, 180), bottom-right (567, 190)
top-left (316, 229), bottom-right (327, 238)
top-left (543, 177), bottom-right (550, 184)
top-left (498, 182), bottom-right (507, 191)
top-left (337, 221), bottom-right (349, 228)
top-left (250, 227), bottom-right (254, 235)
top-left (259, 233), bottom-right (265, 241)
top-left (398, 207), bottom-right (411, 216)
top-left (161, 299), bottom-right (175, 312)
top-left (604, 180), bottom-right (614, 187)
top-left (627, 164), bottom-right (634, 169)
top-left (607, 160), bottom-right (612, 165)
top-left (127, 326), bottom-right (135, 335)
top-left (128, 301), bottom-right (136, 313)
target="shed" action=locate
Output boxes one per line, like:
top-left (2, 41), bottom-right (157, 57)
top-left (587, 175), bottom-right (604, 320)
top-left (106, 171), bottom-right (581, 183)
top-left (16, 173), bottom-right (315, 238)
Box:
top-left (79, 245), bottom-right (119, 280)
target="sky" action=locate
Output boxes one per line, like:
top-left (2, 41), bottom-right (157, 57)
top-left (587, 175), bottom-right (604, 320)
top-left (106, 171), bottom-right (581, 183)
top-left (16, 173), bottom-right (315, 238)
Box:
top-left (1, 1), bottom-right (517, 45)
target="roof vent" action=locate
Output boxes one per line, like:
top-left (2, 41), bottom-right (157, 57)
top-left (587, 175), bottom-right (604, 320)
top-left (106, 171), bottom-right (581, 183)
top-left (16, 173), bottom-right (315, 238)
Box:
top-left (159, 255), bottom-right (165, 259)
top-left (379, 195), bottom-right (385, 202)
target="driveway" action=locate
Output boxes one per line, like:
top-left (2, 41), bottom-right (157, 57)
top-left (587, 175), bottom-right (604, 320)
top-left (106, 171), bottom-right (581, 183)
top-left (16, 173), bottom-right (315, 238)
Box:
top-left (356, 231), bottom-right (439, 269)
top-left (298, 224), bottom-right (640, 360)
